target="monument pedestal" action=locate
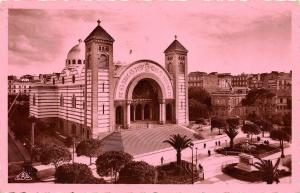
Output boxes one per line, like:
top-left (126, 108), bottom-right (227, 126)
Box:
top-left (235, 153), bottom-right (256, 172)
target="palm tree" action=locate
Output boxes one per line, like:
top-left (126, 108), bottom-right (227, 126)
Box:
top-left (252, 157), bottom-right (280, 184)
top-left (225, 118), bottom-right (240, 149)
top-left (163, 134), bottom-right (193, 165)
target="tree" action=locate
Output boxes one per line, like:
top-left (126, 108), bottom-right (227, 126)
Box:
top-left (211, 117), bottom-right (226, 134)
top-left (96, 151), bottom-right (133, 182)
top-left (39, 144), bottom-right (71, 169)
top-left (189, 99), bottom-right (210, 120)
top-left (76, 139), bottom-right (102, 165)
top-left (242, 88), bottom-right (275, 116)
top-left (241, 122), bottom-right (261, 141)
top-left (188, 87), bottom-right (212, 120)
top-left (163, 134), bottom-right (193, 165)
top-left (270, 129), bottom-right (290, 158)
top-left (55, 163), bottom-right (106, 184)
top-left (64, 137), bottom-right (74, 148)
top-left (254, 119), bottom-right (273, 137)
top-left (282, 112), bottom-right (291, 127)
top-left (252, 157), bottom-right (280, 184)
top-left (225, 118), bottom-right (240, 149)
top-left (118, 161), bottom-right (156, 184)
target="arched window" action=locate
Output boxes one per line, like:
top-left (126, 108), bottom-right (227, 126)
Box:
top-left (33, 94), bottom-right (36, 106)
top-left (78, 60), bottom-right (82, 64)
top-left (72, 59), bottom-right (76, 64)
top-left (102, 83), bottom-right (104, 92)
top-left (68, 60), bottom-right (71, 64)
top-left (72, 75), bottom-right (75, 83)
top-left (72, 94), bottom-right (76, 108)
top-left (53, 78), bottom-right (55, 85)
top-left (60, 94), bottom-right (64, 106)
top-left (62, 77), bottom-right (65, 84)
top-left (102, 104), bottom-right (105, 114)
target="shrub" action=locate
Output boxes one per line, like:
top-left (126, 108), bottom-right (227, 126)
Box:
top-left (96, 151), bottom-right (133, 182)
top-left (76, 139), bottom-right (102, 165)
top-left (64, 137), bottom-right (74, 148)
top-left (39, 143), bottom-right (71, 169)
top-left (118, 161), bottom-right (156, 184)
top-left (55, 163), bottom-right (105, 184)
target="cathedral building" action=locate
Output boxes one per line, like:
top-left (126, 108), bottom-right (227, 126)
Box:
top-left (29, 20), bottom-right (189, 139)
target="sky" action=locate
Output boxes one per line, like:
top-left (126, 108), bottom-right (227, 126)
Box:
top-left (8, 2), bottom-right (292, 76)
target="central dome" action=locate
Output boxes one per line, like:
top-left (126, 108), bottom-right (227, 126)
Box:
top-left (65, 39), bottom-right (85, 68)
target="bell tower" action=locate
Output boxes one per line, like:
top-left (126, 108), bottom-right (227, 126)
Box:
top-left (164, 35), bottom-right (189, 125)
top-left (84, 20), bottom-right (114, 136)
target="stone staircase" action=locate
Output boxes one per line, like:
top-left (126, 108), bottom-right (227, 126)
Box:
top-left (99, 124), bottom-right (198, 156)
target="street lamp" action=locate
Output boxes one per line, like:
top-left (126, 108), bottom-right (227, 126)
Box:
top-left (28, 116), bottom-right (37, 163)
top-left (195, 147), bottom-right (198, 167)
top-left (72, 137), bottom-right (76, 164)
top-left (189, 143), bottom-right (194, 184)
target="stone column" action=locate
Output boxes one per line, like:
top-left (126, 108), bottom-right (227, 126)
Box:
top-left (126, 101), bottom-right (131, 129)
top-left (149, 105), bottom-right (153, 120)
top-left (141, 104), bottom-right (145, 121)
top-left (162, 100), bottom-right (166, 124)
top-left (159, 100), bottom-right (166, 124)
top-left (133, 105), bottom-right (136, 122)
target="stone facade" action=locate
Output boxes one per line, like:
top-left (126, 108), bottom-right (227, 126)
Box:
top-left (29, 21), bottom-right (189, 139)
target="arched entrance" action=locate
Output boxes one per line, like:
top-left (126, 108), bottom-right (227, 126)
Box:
top-left (130, 78), bottom-right (161, 123)
top-left (166, 103), bottom-right (173, 122)
top-left (115, 106), bottom-right (124, 125)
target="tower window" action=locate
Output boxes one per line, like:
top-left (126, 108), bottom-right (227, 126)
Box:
top-left (33, 94), bottom-right (36, 106)
top-left (68, 60), bottom-right (71, 64)
top-left (72, 59), bottom-right (76, 64)
top-left (62, 77), bottom-right (65, 84)
top-left (60, 94), bottom-right (64, 106)
top-left (78, 60), bottom-right (82, 64)
top-left (72, 94), bottom-right (76, 108)
top-left (83, 60), bottom-right (85, 64)
top-left (72, 75), bottom-right (75, 83)
top-left (102, 104), bottom-right (104, 114)
top-left (53, 78), bottom-right (55, 85)
top-left (102, 83), bottom-right (104, 92)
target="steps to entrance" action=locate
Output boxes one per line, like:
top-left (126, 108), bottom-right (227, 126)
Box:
top-left (99, 124), bottom-right (199, 156)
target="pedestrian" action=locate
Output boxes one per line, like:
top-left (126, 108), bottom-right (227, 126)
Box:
top-left (204, 143), bottom-right (206, 149)
top-left (161, 156), bottom-right (164, 165)
top-left (198, 163), bottom-right (203, 172)
top-left (208, 150), bottom-right (211, 156)
top-left (218, 141), bottom-right (221, 146)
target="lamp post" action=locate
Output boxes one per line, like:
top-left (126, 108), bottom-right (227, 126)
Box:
top-left (72, 137), bottom-right (76, 164)
top-left (195, 147), bottom-right (198, 167)
top-left (28, 116), bottom-right (37, 163)
top-left (190, 143), bottom-right (194, 184)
